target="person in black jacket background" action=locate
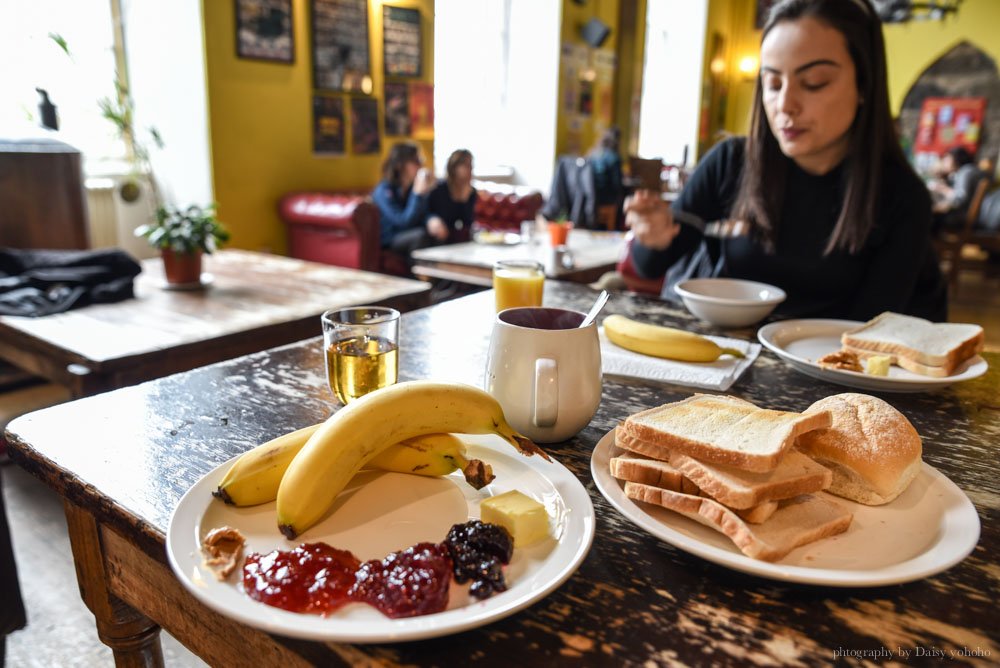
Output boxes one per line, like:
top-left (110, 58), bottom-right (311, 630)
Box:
top-left (626, 0), bottom-right (945, 321)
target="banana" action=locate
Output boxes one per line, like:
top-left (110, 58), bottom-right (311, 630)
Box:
top-left (214, 429), bottom-right (495, 507)
top-left (276, 381), bottom-right (545, 539)
top-left (212, 424), bottom-right (320, 506)
top-left (367, 433), bottom-right (495, 489)
top-left (603, 314), bottom-right (745, 362)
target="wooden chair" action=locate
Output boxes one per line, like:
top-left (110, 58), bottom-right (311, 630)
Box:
top-left (935, 177), bottom-right (992, 295)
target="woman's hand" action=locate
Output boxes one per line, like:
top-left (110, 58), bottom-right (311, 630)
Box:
top-left (426, 216), bottom-right (449, 241)
top-left (624, 190), bottom-right (680, 250)
top-left (413, 168), bottom-right (435, 196)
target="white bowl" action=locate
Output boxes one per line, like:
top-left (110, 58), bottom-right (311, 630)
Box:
top-left (674, 278), bottom-right (786, 328)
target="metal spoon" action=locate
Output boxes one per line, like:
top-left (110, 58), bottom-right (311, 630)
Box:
top-left (674, 210), bottom-right (750, 239)
top-left (580, 290), bottom-right (610, 328)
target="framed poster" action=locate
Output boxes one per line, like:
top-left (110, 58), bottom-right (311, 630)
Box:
top-left (313, 95), bottom-right (345, 155)
top-left (235, 0), bottom-right (294, 63)
top-left (384, 82), bottom-right (411, 136)
top-left (913, 97), bottom-right (987, 175)
top-left (409, 82), bottom-right (434, 139)
top-left (311, 0), bottom-right (372, 93)
top-left (351, 97), bottom-right (381, 154)
top-left (382, 5), bottom-right (422, 78)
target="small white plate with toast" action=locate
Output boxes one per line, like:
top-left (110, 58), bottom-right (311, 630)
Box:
top-left (591, 429), bottom-right (981, 587)
top-left (757, 319), bottom-right (988, 393)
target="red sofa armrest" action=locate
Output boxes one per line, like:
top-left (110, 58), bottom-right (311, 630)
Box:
top-left (473, 181), bottom-right (543, 231)
top-left (278, 193), bottom-right (380, 272)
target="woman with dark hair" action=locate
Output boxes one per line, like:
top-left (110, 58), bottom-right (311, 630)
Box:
top-left (930, 146), bottom-right (986, 228)
top-left (627, 0), bottom-right (946, 321)
top-left (371, 141), bottom-right (436, 254)
top-left (426, 149), bottom-right (477, 244)
top-left (590, 127), bottom-right (624, 208)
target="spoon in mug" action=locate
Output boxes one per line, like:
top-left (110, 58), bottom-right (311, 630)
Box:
top-left (580, 290), bottom-right (610, 328)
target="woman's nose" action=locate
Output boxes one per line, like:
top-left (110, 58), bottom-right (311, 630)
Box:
top-left (777, 84), bottom-right (800, 118)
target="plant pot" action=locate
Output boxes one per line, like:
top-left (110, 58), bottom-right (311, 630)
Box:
top-left (161, 249), bottom-right (203, 285)
top-left (548, 222), bottom-right (571, 246)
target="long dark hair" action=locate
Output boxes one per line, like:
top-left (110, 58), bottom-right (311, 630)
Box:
top-left (381, 142), bottom-right (421, 188)
top-left (732, 0), bottom-right (912, 254)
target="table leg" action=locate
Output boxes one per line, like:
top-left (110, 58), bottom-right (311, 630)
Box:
top-left (64, 501), bottom-right (164, 668)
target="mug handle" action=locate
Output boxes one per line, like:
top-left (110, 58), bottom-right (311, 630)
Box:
top-left (533, 359), bottom-right (558, 427)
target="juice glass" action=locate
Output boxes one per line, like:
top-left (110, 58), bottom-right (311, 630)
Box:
top-left (493, 260), bottom-right (544, 312)
top-left (321, 306), bottom-right (400, 404)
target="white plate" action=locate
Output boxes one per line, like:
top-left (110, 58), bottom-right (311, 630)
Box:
top-left (757, 319), bottom-right (988, 393)
top-left (473, 231), bottom-right (521, 246)
top-left (167, 435), bottom-right (594, 643)
top-left (591, 429), bottom-right (980, 586)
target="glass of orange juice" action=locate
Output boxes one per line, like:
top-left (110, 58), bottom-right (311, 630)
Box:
top-left (493, 260), bottom-right (544, 312)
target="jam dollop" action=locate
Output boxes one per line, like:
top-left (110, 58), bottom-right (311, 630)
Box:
top-left (444, 520), bottom-right (514, 599)
top-left (241, 520), bottom-right (513, 618)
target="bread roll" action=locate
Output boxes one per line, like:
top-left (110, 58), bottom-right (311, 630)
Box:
top-left (796, 393), bottom-right (921, 505)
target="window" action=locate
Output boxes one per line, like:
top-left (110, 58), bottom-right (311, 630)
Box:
top-left (1, 0), bottom-right (125, 171)
top-left (434, 0), bottom-right (560, 192)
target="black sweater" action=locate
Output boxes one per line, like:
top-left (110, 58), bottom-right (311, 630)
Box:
top-left (632, 138), bottom-right (946, 321)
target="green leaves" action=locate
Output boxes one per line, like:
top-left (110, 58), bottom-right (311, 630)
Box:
top-left (135, 204), bottom-right (229, 254)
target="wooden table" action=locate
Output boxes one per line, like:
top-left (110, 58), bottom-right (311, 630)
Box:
top-left (6, 283), bottom-right (999, 666)
top-left (0, 249), bottom-right (429, 397)
top-left (410, 230), bottom-right (624, 287)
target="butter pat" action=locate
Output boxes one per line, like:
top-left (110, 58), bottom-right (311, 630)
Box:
top-left (480, 490), bottom-right (549, 547)
top-left (865, 355), bottom-right (892, 376)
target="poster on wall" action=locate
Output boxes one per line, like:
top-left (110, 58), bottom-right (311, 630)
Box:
top-left (351, 97), bottom-right (381, 154)
top-left (383, 5), bottom-right (422, 78)
top-left (384, 82), bottom-right (411, 136)
top-left (913, 96), bottom-right (987, 175)
top-left (311, 0), bottom-right (372, 93)
top-left (409, 82), bottom-right (434, 139)
top-left (235, 0), bottom-right (294, 63)
top-left (312, 95), bottom-right (345, 154)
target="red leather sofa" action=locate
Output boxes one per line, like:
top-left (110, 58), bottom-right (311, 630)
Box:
top-left (615, 233), bottom-right (665, 295)
top-left (278, 183), bottom-right (543, 275)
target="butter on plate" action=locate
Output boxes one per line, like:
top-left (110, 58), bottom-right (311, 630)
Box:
top-left (481, 490), bottom-right (550, 547)
top-left (865, 355), bottom-right (892, 376)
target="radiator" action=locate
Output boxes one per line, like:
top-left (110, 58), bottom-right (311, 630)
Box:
top-left (84, 177), bottom-right (158, 259)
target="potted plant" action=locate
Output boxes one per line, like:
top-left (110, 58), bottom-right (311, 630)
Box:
top-left (547, 216), bottom-right (572, 247)
top-left (136, 204), bottom-right (230, 285)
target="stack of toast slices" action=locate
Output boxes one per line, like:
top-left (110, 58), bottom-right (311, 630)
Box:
top-left (612, 394), bottom-right (854, 562)
top-left (840, 312), bottom-right (984, 378)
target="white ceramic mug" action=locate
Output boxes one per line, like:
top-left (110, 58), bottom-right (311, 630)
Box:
top-left (484, 307), bottom-right (602, 443)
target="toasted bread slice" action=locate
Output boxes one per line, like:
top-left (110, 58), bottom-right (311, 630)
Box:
top-left (620, 395), bottom-right (831, 473)
top-left (615, 431), bottom-right (832, 508)
top-left (624, 482), bottom-right (853, 561)
top-left (841, 312), bottom-right (983, 375)
top-left (841, 344), bottom-right (968, 378)
top-left (609, 452), bottom-right (779, 523)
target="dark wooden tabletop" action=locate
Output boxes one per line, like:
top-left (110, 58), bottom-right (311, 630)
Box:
top-left (7, 282), bottom-right (999, 666)
top-left (0, 249), bottom-right (430, 396)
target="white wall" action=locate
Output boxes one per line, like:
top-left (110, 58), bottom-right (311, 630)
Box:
top-left (434, 0), bottom-right (561, 193)
top-left (638, 0), bottom-right (708, 166)
top-left (121, 0), bottom-right (213, 208)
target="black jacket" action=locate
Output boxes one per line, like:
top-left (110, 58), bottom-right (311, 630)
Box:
top-left (0, 248), bottom-right (142, 317)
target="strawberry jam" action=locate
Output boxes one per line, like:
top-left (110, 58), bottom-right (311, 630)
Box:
top-left (243, 543), bottom-right (360, 614)
top-left (352, 543), bottom-right (453, 618)
top-left (243, 542), bottom-right (452, 618)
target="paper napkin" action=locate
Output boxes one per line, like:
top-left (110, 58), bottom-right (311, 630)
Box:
top-left (599, 328), bottom-right (760, 392)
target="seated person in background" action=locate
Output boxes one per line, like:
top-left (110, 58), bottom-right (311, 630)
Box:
top-left (589, 127), bottom-right (625, 214)
top-left (372, 142), bottom-right (436, 257)
top-left (627, 0), bottom-right (945, 322)
top-left (426, 149), bottom-right (477, 244)
top-left (929, 146), bottom-right (987, 229)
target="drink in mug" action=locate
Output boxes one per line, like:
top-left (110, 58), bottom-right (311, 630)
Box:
top-left (322, 307), bottom-right (400, 404)
top-left (493, 260), bottom-right (544, 312)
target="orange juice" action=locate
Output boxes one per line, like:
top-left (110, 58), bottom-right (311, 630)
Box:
top-left (493, 262), bottom-right (544, 312)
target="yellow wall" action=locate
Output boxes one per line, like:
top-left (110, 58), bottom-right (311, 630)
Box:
top-left (613, 0), bottom-right (646, 158)
top-left (555, 0), bottom-right (621, 156)
top-left (882, 0), bottom-right (1000, 114)
top-left (203, 0), bottom-right (434, 253)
